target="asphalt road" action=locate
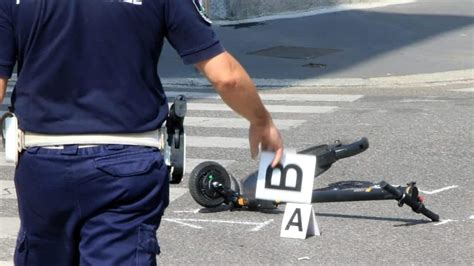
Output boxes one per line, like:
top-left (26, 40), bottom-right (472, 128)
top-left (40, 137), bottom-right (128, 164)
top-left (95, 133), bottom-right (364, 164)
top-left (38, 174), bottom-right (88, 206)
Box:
top-left (2, 81), bottom-right (472, 264)
top-left (154, 83), bottom-right (473, 265)
top-left (1, 0), bottom-right (473, 264)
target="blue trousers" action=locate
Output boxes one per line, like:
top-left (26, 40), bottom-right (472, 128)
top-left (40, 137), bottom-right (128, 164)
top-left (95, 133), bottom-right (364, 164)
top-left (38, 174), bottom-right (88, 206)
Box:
top-left (13, 145), bottom-right (169, 266)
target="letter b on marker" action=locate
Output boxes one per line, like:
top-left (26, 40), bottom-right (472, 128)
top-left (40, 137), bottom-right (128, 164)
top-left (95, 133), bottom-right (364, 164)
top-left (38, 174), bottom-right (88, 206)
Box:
top-left (265, 164), bottom-right (303, 191)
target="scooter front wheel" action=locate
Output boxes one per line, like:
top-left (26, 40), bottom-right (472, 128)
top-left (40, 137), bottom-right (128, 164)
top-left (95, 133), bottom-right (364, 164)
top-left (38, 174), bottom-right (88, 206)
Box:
top-left (189, 161), bottom-right (231, 208)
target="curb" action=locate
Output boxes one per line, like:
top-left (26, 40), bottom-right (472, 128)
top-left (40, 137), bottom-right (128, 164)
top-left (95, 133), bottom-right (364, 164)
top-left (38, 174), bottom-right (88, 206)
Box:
top-left (9, 69), bottom-right (474, 89)
top-left (161, 69), bottom-right (474, 89)
top-left (214, 0), bottom-right (417, 25)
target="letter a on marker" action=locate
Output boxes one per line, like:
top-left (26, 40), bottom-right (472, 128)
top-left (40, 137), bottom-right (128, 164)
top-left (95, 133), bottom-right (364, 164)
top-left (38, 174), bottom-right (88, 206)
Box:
top-left (285, 208), bottom-right (303, 231)
top-left (280, 203), bottom-right (320, 239)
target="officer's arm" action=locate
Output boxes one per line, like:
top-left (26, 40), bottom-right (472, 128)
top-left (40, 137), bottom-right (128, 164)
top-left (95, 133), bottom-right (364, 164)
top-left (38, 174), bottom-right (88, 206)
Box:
top-left (194, 52), bottom-right (283, 166)
top-left (0, 78), bottom-right (6, 103)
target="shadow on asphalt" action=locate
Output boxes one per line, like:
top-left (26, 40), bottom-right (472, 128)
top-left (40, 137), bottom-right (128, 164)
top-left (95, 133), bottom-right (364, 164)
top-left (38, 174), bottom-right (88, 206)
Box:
top-left (316, 212), bottom-right (432, 226)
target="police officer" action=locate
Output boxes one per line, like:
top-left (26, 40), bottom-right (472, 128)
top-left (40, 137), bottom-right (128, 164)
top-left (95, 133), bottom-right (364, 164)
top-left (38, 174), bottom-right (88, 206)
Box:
top-left (0, 0), bottom-right (283, 265)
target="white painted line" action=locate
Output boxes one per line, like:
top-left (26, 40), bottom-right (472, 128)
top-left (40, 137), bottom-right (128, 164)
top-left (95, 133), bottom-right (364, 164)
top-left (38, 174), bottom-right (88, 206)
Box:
top-left (450, 88), bottom-right (474, 92)
top-left (0, 261), bottom-right (13, 266)
top-left (0, 152), bottom-right (14, 167)
top-left (173, 209), bottom-right (201, 214)
top-left (1, 97), bottom-right (10, 105)
top-left (167, 91), bottom-right (363, 102)
top-left (400, 99), bottom-right (446, 103)
top-left (250, 219), bottom-right (274, 232)
top-left (434, 219), bottom-right (457, 226)
top-left (186, 103), bottom-right (338, 114)
top-left (165, 218), bottom-right (273, 231)
top-left (0, 217), bottom-right (19, 239)
top-left (163, 218), bottom-right (203, 229)
top-left (169, 218), bottom-right (262, 226)
top-left (419, 185), bottom-right (458, 195)
top-left (187, 136), bottom-right (247, 149)
top-left (469, 215), bottom-right (474, 220)
top-left (0, 180), bottom-right (16, 199)
top-left (185, 117), bottom-right (305, 130)
top-left (186, 158), bottom-right (235, 174)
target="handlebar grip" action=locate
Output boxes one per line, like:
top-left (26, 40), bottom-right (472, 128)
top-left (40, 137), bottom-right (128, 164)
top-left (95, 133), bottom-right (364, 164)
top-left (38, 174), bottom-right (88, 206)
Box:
top-left (334, 137), bottom-right (369, 160)
top-left (380, 181), bottom-right (440, 222)
top-left (419, 206), bottom-right (440, 222)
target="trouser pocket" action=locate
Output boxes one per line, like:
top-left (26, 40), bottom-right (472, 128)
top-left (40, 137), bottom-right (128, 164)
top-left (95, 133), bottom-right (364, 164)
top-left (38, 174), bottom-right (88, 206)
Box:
top-left (136, 224), bottom-right (160, 266)
top-left (94, 148), bottom-right (161, 177)
top-left (14, 229), bottom-right (28, 266)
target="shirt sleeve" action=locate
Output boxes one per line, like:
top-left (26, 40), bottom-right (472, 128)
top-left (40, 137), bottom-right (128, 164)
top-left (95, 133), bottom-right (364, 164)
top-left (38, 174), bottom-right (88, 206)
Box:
top-left (164, 0), bottom-right (225, 65)
top-left (0, 2), bottom-right (15, 78)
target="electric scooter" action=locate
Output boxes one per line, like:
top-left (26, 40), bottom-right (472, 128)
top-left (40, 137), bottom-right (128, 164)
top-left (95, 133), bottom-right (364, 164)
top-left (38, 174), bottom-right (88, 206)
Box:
top-left (164, 95), bottom-right (440, 222)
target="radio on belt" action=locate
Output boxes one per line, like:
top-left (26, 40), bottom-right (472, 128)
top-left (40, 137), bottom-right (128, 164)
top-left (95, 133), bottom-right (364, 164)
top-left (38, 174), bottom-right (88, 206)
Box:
top-left (1, 112), bottom-right (21, 165)
top-left (164, 95), bottom-right (187, 184)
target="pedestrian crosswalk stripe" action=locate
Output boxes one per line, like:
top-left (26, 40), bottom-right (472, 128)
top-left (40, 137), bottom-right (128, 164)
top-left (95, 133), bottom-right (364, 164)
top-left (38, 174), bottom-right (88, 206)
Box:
top-left (186, 159), bottom-right (234, 173)
top-left (0, 261), bottom-right (13, 266)
top-left (166, 91), bottom-right (363, 102)
top-left (185, 117), bottom-right (305, 130)
top-left (187, 136), bottom-right (247, 149)
top-left (450, 88), bottom-right (474, 92)
top-left (0, 153), bottom-right (14, 167)
top-left (0, 217), bottom-right (18, 239)
top-left (0, 181), bottom-right (15, 199)
top-left (186, 103), bottom-right (338, 114)
top-left (1, 97), bottom-right (10, 105)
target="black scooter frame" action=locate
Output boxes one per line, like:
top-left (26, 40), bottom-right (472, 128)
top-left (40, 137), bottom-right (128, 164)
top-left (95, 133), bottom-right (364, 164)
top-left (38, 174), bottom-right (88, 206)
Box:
top-left (188, 138), bottom-right (440, 222)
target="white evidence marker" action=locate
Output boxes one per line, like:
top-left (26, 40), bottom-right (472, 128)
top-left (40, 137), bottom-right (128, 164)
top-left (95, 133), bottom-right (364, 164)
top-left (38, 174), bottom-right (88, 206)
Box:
top-left (280, 203), bottom-right (320, 239)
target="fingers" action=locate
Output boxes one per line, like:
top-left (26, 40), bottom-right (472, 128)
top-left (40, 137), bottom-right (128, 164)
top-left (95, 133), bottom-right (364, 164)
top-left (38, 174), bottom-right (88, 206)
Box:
top-left (271, 146), bottom-right (283, 168)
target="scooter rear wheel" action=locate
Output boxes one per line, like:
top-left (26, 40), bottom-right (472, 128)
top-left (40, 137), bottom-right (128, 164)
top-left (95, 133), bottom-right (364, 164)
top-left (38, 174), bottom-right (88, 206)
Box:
top-left (189, 161), bottom-right (231, 208)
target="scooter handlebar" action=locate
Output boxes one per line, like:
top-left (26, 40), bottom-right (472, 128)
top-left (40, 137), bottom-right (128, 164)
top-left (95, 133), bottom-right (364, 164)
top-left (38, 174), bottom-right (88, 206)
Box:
top-left (334, 137), bottom-right (369, 160)
top-left (380, 181), bottom-right (440, 222)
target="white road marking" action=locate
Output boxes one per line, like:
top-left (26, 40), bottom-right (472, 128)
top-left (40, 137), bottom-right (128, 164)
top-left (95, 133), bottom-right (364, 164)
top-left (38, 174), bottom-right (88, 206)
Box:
top-left (434, 219), bottom-right (457, 226)
top-left (250, 219), bottom-right (274, 232)
top-left (185, 117), bottom-right (305, 130)
top-left (419, 185), bottom-right (458, 195)
top-left (163, 218), bottom-right (274, 232)
top-left (173, 209), bottom-right (201, 214)
top-left (185, 103), bottom-right (338, 114)
top-left (163, 218), bottom-right (203, 229)
top-left (185, 159), bottom-right (234, 174)
top-left (0, 152), bottom-right (14, 167)
top-left (400, 99), bottom-right (446, 103)
top-left (187, 136), bottom-right (247, 149)
top-left (1, 97), bottom-right (10, 105)
top-left (0, 181), bottom-right (16, 199)
top-left (167, 91), bottom-right (363, 102)
top-left (0, 261), bottom-right (13, 266)
top-left (450, 88), bottom-right (474, 92)
top-left (469, 215), bottom-right (474, 220)
top-left (0, 217), bottom-right (19, 239)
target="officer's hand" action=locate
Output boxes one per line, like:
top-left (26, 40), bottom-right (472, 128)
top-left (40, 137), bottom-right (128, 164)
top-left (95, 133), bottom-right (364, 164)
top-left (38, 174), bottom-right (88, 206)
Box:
top-left (249, 119), bottom-right (283, 167)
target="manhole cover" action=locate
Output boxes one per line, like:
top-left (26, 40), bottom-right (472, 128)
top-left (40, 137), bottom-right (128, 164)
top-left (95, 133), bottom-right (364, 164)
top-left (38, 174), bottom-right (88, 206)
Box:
top-left (248, 46), bottom-right (341, 59)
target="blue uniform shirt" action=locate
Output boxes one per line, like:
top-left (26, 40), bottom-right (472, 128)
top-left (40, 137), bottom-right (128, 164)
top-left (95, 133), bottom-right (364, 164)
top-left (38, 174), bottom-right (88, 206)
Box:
top-left (0, 0), bottom-right (224, 134)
